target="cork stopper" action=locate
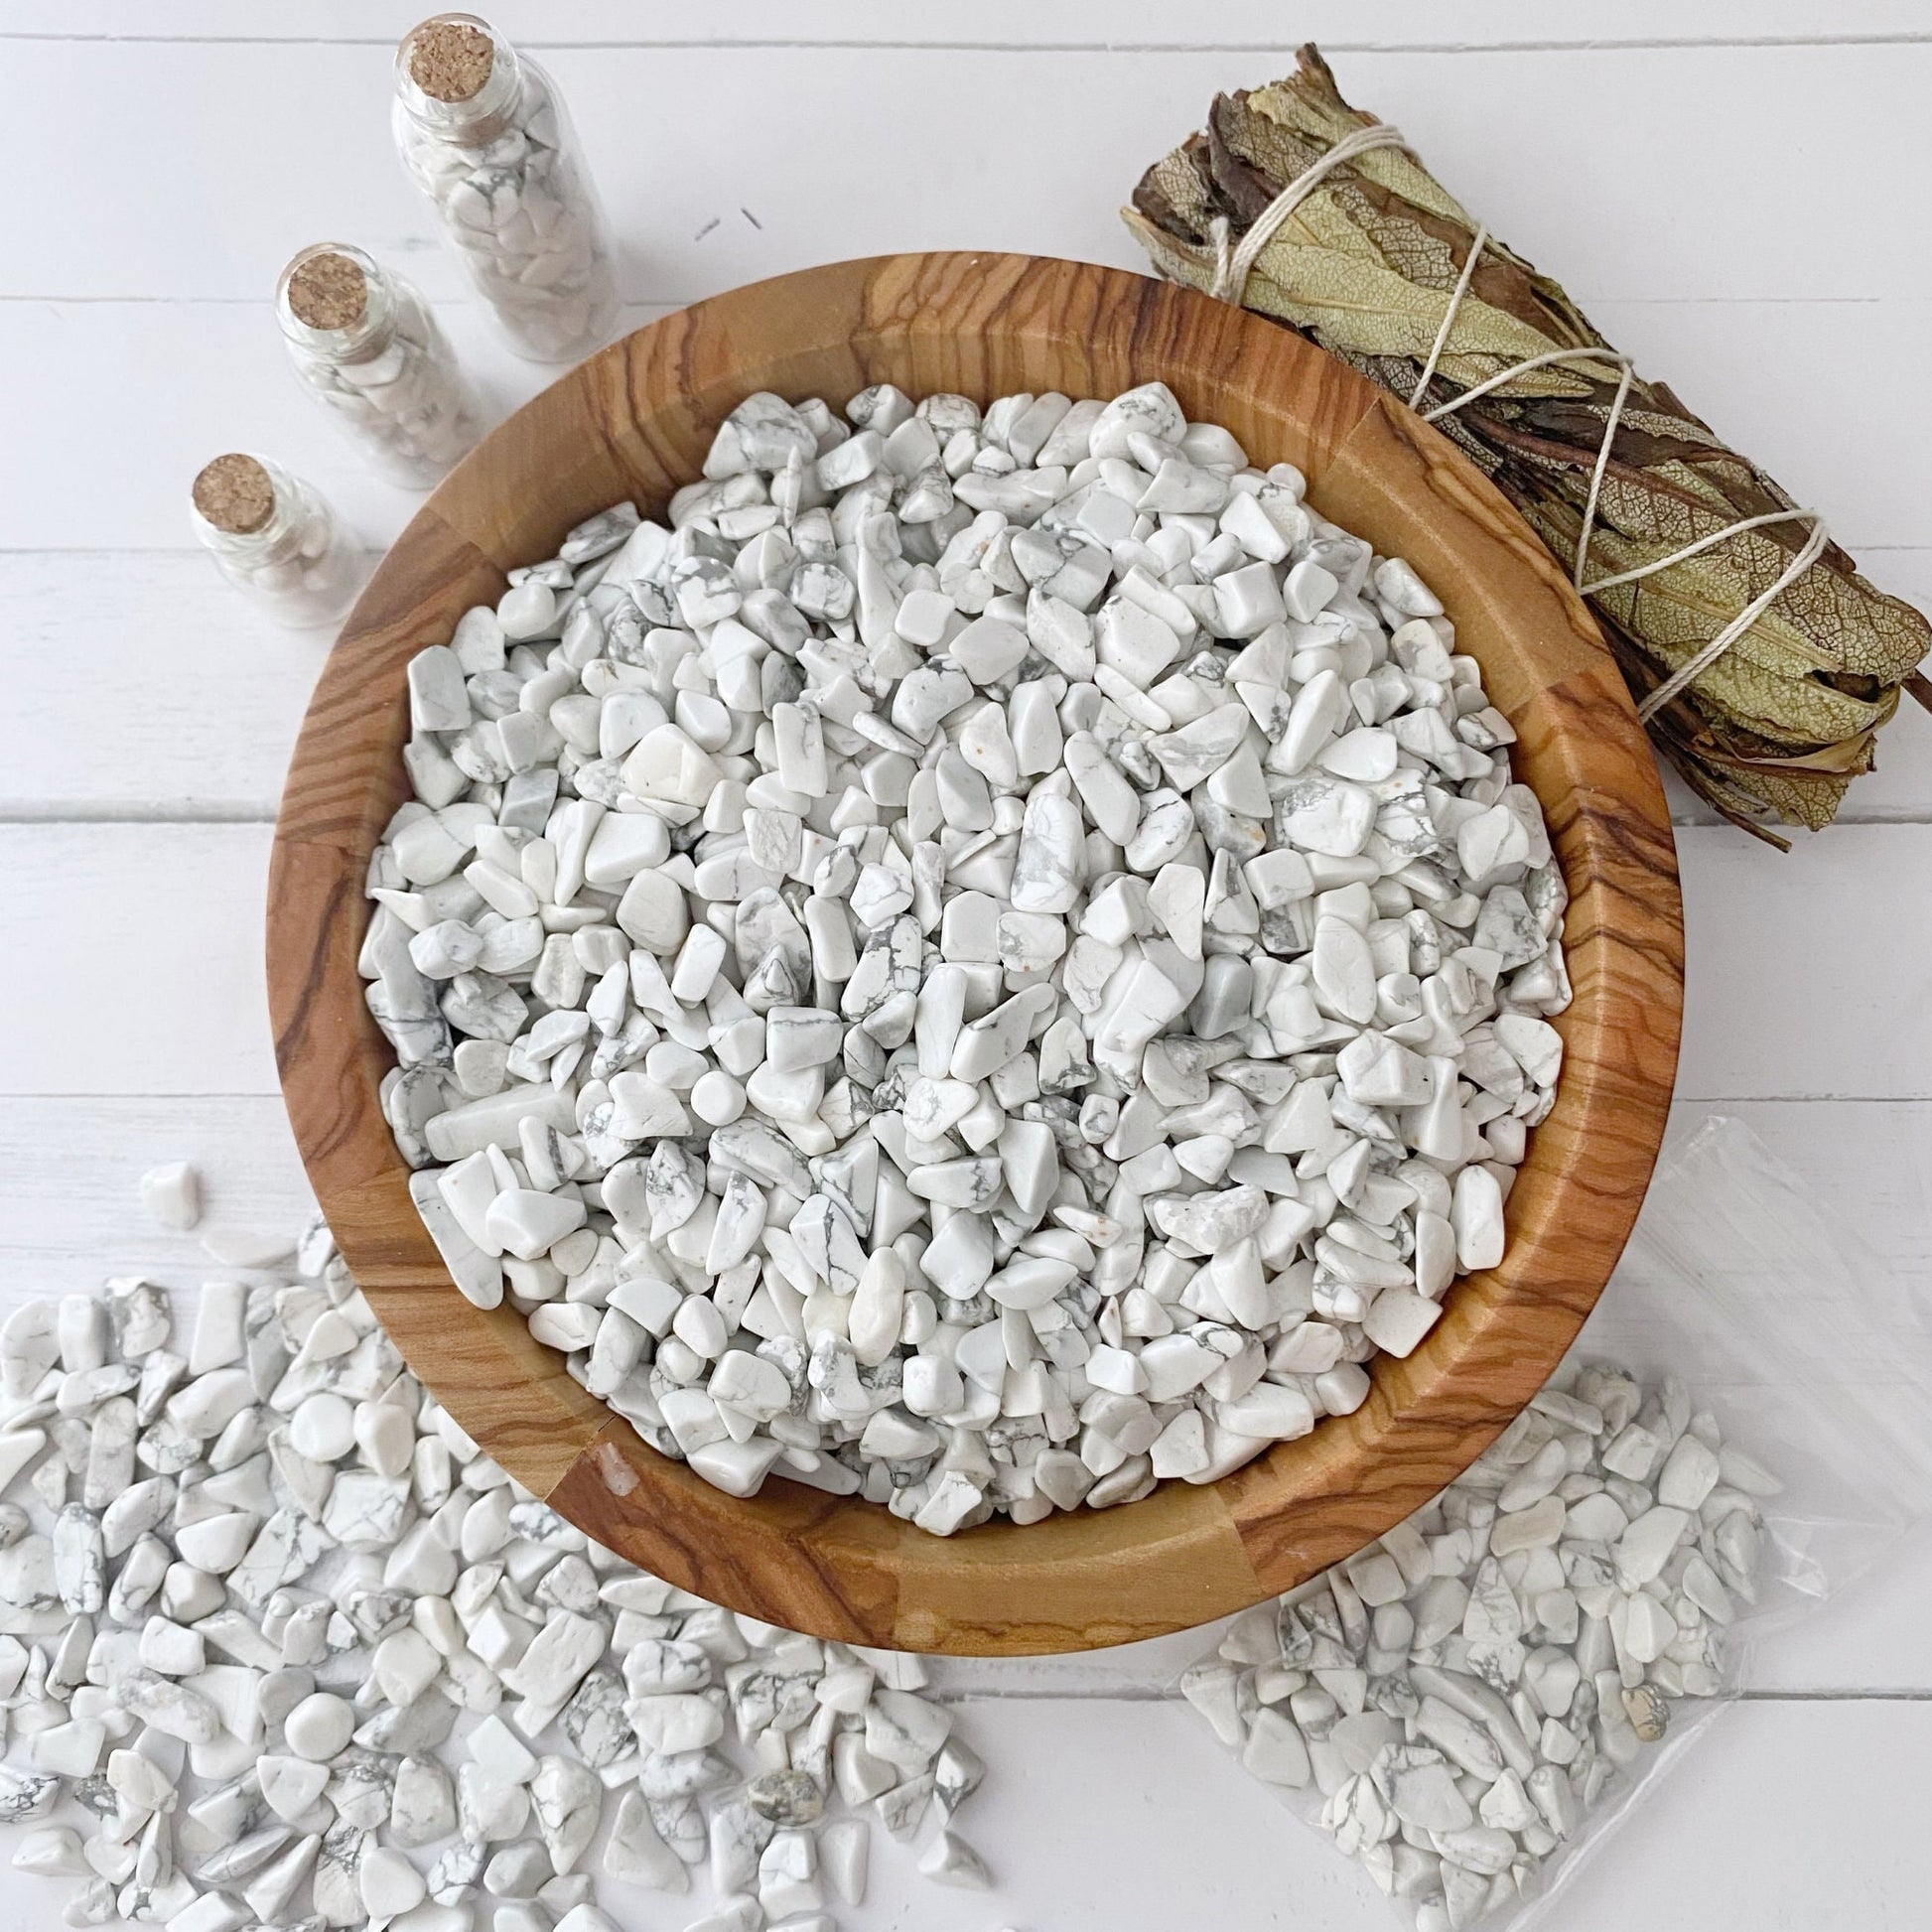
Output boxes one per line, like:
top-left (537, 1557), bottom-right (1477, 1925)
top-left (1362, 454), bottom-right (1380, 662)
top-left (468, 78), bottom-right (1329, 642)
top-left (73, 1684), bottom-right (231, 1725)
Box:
top-left (407, 19), bottom-right (494, 102)
top-left (193, 454), bottom-right (276, 535)
top-left (285, 250), bottom-right (368, 332)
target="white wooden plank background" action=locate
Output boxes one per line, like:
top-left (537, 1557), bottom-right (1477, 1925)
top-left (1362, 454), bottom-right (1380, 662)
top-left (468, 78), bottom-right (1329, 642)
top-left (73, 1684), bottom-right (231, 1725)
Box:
top-left (4, 6), bottom-right (1930, 1927)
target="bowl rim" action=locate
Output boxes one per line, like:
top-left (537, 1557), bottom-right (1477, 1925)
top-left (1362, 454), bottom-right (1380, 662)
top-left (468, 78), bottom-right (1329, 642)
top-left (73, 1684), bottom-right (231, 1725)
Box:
top-left (268, 251), bottom-right (1682, 1655)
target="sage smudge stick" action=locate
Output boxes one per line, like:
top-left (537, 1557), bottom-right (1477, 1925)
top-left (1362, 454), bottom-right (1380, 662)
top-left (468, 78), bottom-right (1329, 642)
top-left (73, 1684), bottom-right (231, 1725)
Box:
top-left (1123, 46), bottom-right (1932, 843)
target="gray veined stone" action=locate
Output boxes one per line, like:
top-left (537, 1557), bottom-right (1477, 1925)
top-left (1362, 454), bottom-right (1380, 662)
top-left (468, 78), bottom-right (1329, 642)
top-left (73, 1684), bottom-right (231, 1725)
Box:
top-left (1188, 1362), bottom-right (1776, 1924)
top-left (356, 385), bottom-right (1567, 1536)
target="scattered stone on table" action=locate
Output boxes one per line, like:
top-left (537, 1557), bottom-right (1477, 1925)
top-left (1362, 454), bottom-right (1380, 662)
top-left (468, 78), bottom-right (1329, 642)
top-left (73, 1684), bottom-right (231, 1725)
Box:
top-left (0, 1183), bottom-right (1001, 1927)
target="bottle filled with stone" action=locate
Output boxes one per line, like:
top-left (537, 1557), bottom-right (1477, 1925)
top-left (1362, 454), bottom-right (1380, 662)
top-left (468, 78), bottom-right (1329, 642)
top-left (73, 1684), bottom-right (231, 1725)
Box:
top-left (189, 453), bottom-right (361, 627)
top-left (275, 242), bottom-right (481, 486)
top-left (362, 380), bottom-right (1573, 1529)
top-left (392, 12), bottom-right (619, 364)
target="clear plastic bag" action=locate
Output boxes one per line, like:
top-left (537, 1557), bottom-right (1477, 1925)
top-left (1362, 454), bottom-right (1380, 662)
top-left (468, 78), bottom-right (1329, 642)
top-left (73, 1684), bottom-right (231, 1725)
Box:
top-left (1178, 1114), bottom-right (1932, 1929)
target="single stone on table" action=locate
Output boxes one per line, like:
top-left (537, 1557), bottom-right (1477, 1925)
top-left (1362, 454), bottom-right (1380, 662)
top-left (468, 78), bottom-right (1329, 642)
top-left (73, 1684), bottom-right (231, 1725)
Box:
top-left (138, 1161), bottom-right (202, 1231)
top-left (917, 1829), bottom-right (992, 1888)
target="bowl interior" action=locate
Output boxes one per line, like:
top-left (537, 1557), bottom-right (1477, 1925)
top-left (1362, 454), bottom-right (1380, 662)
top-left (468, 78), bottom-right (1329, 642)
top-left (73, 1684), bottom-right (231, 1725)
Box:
top-left (269, 253), bottom-right (1682, 1654)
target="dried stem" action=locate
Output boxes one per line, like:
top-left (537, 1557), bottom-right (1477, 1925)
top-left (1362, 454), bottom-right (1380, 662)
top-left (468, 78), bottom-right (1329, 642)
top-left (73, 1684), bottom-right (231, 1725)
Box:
top-left (1124, 45), bottom-right (1931, 839)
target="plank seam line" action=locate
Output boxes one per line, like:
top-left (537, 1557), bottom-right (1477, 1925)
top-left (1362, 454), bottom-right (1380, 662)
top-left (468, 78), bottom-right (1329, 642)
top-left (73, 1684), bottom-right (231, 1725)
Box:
top-left (5, 34), bottom-right (1932, 54)
top-left (0, 805), bottom-right (277, 825)
top-left (0, 545), bottom-right (390, 557)
top-left (1674, 1092), bottom-right (1932, 1104)
top-left (0, 295), bottom-right (691, 310)
top-left (923, 1685), bottom-right (1932, 1703)
top-left (1667, 811), bottom-right (1932, 828)
top-left (1668, 1094), bottom-right (1932, 1107)
top-left (2, 1094), bottom-right (292, 1101)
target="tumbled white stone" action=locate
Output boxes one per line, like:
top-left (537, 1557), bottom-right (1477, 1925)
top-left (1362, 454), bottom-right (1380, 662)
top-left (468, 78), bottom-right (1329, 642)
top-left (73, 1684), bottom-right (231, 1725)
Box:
top-left (362, 381), bottom-right (1567, 1530)
top-left (284, 1690), bottom-right (355, 1760)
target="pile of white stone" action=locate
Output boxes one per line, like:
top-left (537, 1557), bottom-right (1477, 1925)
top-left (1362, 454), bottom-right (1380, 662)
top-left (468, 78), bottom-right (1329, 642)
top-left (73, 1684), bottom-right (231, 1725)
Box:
top-left (1183, 1365), bottom-right (1779, 1930)
top-left (392, 35), bottom-right (618, 364)
top-left (363, 380), bottom-right (1570, 1532)
top-left (0, 1175), bottom-right (994, 1931)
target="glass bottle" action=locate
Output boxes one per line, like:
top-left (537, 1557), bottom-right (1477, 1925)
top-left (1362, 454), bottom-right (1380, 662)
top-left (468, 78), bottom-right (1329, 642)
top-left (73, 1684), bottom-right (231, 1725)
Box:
top-left (276, 242), bottom-right (481, 487)
top-left (392, 13), bottom-right (619, 364)
top-left (190, 454), bottom-right (361, 629)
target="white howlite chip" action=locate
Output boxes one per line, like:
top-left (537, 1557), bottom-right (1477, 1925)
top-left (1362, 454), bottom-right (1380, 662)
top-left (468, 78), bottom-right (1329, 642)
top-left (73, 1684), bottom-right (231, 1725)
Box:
top-left (200, 1226), bottom-right (297, 1269)
top-left (0, 1184), bottom-right (1001, 1928)
top-left (363, 382), bottom-right (1569, 1531)
top-left (1188, 1360), bottom-right (1776, 1929)
top-left (139, 1160), bottom-right (204, 1232)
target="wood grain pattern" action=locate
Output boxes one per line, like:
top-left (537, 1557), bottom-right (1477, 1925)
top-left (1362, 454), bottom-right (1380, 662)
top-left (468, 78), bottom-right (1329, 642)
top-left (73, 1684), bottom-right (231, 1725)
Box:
top-left (268, 253), bottom-right (1683, 1654)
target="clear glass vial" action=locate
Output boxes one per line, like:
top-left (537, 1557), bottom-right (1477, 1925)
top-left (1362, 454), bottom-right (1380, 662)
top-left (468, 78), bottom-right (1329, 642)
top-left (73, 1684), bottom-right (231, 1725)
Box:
top-left (190, 454), bottom-right (361, 629)
top-left (276, 242), bottom-right (481, 487)
top-left (392, 13), bottom-right (619, 364)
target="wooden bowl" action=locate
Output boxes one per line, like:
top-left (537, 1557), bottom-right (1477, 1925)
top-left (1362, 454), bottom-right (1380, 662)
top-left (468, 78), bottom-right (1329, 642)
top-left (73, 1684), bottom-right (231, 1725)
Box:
top-left (270, 253), bottom-right (1681, 1655)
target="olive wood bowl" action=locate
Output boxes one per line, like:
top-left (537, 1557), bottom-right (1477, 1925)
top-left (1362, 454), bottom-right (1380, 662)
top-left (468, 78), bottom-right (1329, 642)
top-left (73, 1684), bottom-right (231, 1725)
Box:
top-left (268, 252), bottom-right (1682, 1655)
